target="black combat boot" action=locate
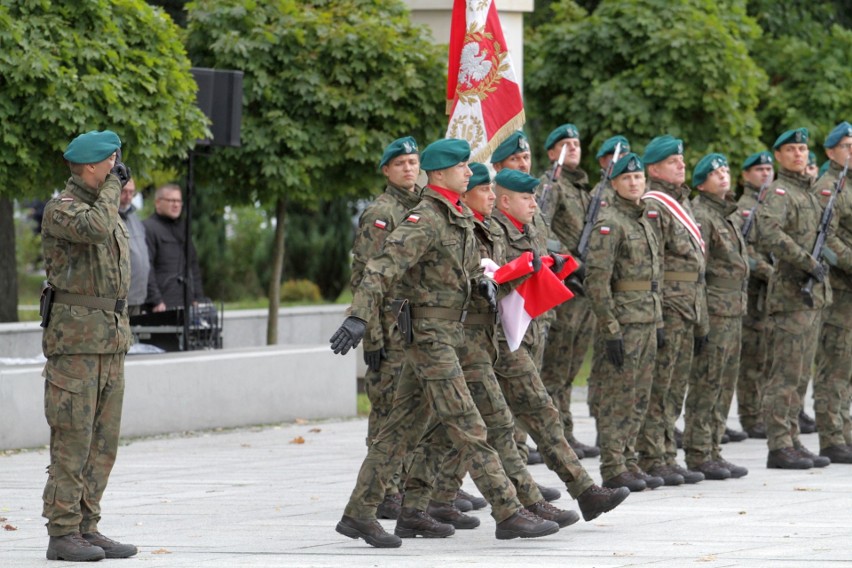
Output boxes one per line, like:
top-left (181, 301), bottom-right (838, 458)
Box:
top-left (336, 515), bottom-right (402, 548)
top-left (536, 483), bottom-right (561, 502)
top-left (794, 445), bottom-right (830, 467)
top-left (799, 410), bottom-right (817, 434)
top-left (46, 533), bottom-right (105, 562)
top-left (81, 532), bottom-right (137, 559)
top-left (568, 436), bottom-right (599, 458)
top-left (603, 471), bottom-right (646, 492)
top-left (376, 492), bottom-right (402, 519)
top-left (689, 461), bottom-right (730, 480)
top-left (767, 447), bottom-right (813, 469)
top-left (646, 464), bottom-right (684, 486)
top-left (631, 468), bottom-right (664, 489)
top-left (725, 427), bottom-right (749, 442)
top-left (526, 500), bottom-right (580, 527)
top-left (394, 507), bottom-right (455, 538)
top-left (745, 423), bottom-right (767, 439)
top-left (456, 488), bottom-right (487, 510)
top-left (527, 443), bottom-right (546, 463)
top-left (577, 485), bottom-right (630, 521)
top-left (669, 463), bottom-right (704, 483)
top-left (715, 458), bottom-right (748, 478)
top-left (495, 509), bottom-right (559, 540)
top-left (426, 501), bottom-right (480, 529)
top-left (820, 444), bottom-right (852, 464)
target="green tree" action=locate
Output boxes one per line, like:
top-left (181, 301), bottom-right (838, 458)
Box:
top-left (525, 0), bottom-right (767, 172)
top-left (0, 0), bottom-right (208, 321)
top-left (185, 0), bottom-right (446, 343)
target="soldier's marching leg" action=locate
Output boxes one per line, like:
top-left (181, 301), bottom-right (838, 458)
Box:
top-left (737, 318), bottom-right (767, 437)
top-left (814, 306), bottom-right (852, 463)
top-left (711, 318), bottom-right (748, 477)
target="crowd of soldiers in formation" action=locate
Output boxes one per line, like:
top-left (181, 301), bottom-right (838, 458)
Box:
top-left (326, 120), bottom-right (852, 549)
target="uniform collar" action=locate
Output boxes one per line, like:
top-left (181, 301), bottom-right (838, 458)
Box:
top-left (777, 167), bottom-right (811, 188)
top-left (648, 177), bottom-right (689, 201)
top-left (426, 184), bottom-right (463, 213)
top-left (697, 191), bottom-right (738, 216)
top-left (613, 194), bottom-right (645, 218)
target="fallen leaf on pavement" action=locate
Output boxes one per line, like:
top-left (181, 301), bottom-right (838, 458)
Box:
top-left (290, 436), bottom-right (305, 444)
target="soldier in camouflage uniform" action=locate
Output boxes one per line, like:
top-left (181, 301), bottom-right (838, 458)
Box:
top-left (408, 164), bottom-right (579, 531)
top-left (536, 124), bottom-right (600, 459)
top-left (40, 131), bottom-right (137, 562)
top-left (758, 128), bottom-right (832, 470)
top-left (683, 154), bottom-right (750, 480)
top-left (330, 139), bottom-right (560, 548)
top-left (636, 135), bottom-right (707, 486)
top-left (812, 121), bottom-right (852, 464)
top-left (584, 153), bottom-right (665, 492)
top-left (350, 136), bottom-right (422, 519)
top-left (491, 169), bottom-right (631, 518)
top-left (735, 151), bottom-right (775, 439)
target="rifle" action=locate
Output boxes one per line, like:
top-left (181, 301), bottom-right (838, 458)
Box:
top-left (802, 156), bottom-right (850, 307)
top-left (576, 142), bottom-right (623, 260)
top-left (740, 180), bottom-right (771, 240)
top-left (537, 143), bottom-right (567, 222)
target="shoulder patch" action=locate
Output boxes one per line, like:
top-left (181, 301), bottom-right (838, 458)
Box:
top-left (821, 189), bottom-right (832, 196)
top-left (373, 219), bottom-right (388, 230)
top-left (647, 210), bottom-right (659, 219)
top-left (775, 188), bottom-right (786, 195)
top-left (599, 226), bottom-right (611, 235)
top-left (406, 214), bottom-right (421, 223)
top-left (600, 200), bottom-right (608, 207)
top-left (60, 197), bottom-right (75, 202)
top-left (741, 210), bottom-right (750, 217)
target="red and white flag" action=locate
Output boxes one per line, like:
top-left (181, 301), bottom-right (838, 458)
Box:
top-left (446, 0), bottom-right (525, 162)
top-left (482, 253), bottom-right (578, 351)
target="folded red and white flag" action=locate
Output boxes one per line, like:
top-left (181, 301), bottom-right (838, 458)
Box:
top-left (482, 253), bottom-right (578, 351)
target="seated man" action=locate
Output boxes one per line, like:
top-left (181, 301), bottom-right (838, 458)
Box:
top-left (144, 184), bottom-right (205, 311)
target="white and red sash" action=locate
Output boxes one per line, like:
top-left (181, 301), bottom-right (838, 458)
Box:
top-left (642, 190), bottom-right (705, 254)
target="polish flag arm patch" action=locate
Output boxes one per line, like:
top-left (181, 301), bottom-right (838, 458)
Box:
top-left (373, 219), bottom-right (388, 230)
top-left (775, 188), bottom-right (786, 195)
top-left (406, 214), bottom-right (421, 223)
top-left (741, 210), bottom-right (750, 217)
top-left (600, 226), bottom-right (611, 235)
top-left (647, 210), bottom-right (659, 219)
top-left (821, 189), bottom-right (832, 196)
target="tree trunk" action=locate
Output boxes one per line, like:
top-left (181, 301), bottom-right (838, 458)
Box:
top-left (0, 197), bottom-right (19, 322)
top-left (266, 197), bottom-right (287, 345)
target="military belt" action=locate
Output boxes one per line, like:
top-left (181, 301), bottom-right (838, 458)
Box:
top-left (463, 311), bottom-right (499, 326)
top-left (706, 276), bottom-right (745, 290)
top-left (664, 271), bottom-right (703, 283)
top-left (612, 280), bottom-right (659, 292)
top-left (411, 306), bottom-right (468, 323)
top-left (53, 291), bottom-right (127, 313)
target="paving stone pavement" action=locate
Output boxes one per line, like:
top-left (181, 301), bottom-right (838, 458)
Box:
top-left (1, 390), bottom-right (850, 567)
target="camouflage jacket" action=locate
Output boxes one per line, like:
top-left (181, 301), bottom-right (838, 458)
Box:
top-left (350, 182), bottom-right (422, 350)
top-left (692, 192), bottom-right (749, 317)
top-left (737, 181), bottom-right (775, 285)
top-left (536, 167), bottom-right (590, 254)
top-left (349, 186), bottom-right (480, 349)
top-left (645, 177), bottom-right (709, 335)
top-left (757, 167), bottom-right (831, 312)
top-left (41, 173), bottom-right (131, 356)
top-left (813, 161), bottom-right (852, 292)
top-left (586, 194), bottom-right (663, 340)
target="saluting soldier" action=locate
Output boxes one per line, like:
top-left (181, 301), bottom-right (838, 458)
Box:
top-left (41, 131), bottom-right (137, 561)
top-left (491, 168), bottom-right (631, 522)
top-left (758, 128), bottom-right (831, 470)
top-left (584, 153), bottom-right (665, 492)
top-left (636, 135), bottom-right (707, 486)
top-left (536, 123), bottom-right (600, 460)
top-left (683, 154), bottom-right (750, 480)
top-left (811, 121), bottom-right (852, 464)
top-left (735, 151), bottom-right (775, 439)
top-left (330, 139), bottom-right (561, 548)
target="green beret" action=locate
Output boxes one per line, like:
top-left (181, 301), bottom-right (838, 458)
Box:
top-left (825, 121), bottom-right (852, 149)
top-left (490, 131), bottom-right (529, 164)
top-left (819, 160), bottom-right (830, 178)
top-left (420, 138), bottom-right (471, 172)
top-left (467, 162), bottom-right (491, 191)
top-left (742, 151), bottom-right (772, 170)
top-left (693, 153), bottom-right (728, 188)
top-left (595, 135), bottom-right (630, 159)
top-left (642, 135), bottom-right (683, 165)
top-left (772, 127), bottom-right (809, 149)
top-left (544, 123), bottom-right (579, 150)
top-left (808, 151), bottom-right (817, 166)
top-left (379, 136), bottom-right (418, 168)
top-left (494, 169), bottom-right (539, 193)
top-left (610, 152), bottom-right (644, 178)
top-left (63, 130), bottom-right (121, 164)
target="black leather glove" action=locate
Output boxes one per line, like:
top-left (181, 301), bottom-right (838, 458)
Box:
top-left (693, 334), bottom-right (709, 355)
top-left (808, 255), bottom-right (827, 283)
top-left (478, 278), bottom-right (498, 312)
top-left (364, 347), bottom-right (386, 372)
top-left (329, 316), bottom-right (367, 355)
top-left (549, 253), bottom-right (565, 275)
top-left (605, 338), bottom-right (624, 369)
top-left (531, 248), bottom-right (542, 273)
top-left (656, 328), bottom-right (666, 349)
top-left (110, 149), bottom-right (132, 188)
top-left (565, 274), bottom-right (585, 296)
top-left (571, 262), bottom-right (586, 282)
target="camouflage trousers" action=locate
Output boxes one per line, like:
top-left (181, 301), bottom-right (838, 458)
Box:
top-left (595, 323), bottom-right (656, 481)
top-left (683, 315), bottom-right (742, 468)
top-left (737, 308), bottom-right (769, 431)
top-left (815, 289), bottom-right (852, 449)
top-left (638, 312), bottom-right (695, 470)
top-left (512, 321), bottom-right (548, 461)
top-left (344, 338), bottom-right (522, 523)
top-left (407, 326), bottom-right (544, 508)
top-left (495, 341), bottom-right (595, 499)
top-left (763, 310), bottom-right (821, 451)
top-left (42, 353), bottom-right (125, 537)
top-left (540, 296), bottom-right (596, 441)
top-left (363, 345), bottom-right (410, 495)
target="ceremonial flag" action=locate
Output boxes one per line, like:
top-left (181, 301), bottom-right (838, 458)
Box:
top-left (482, 253), bottom-right (578, 351)
top-left (446, 0), bottom-right (525, 162)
